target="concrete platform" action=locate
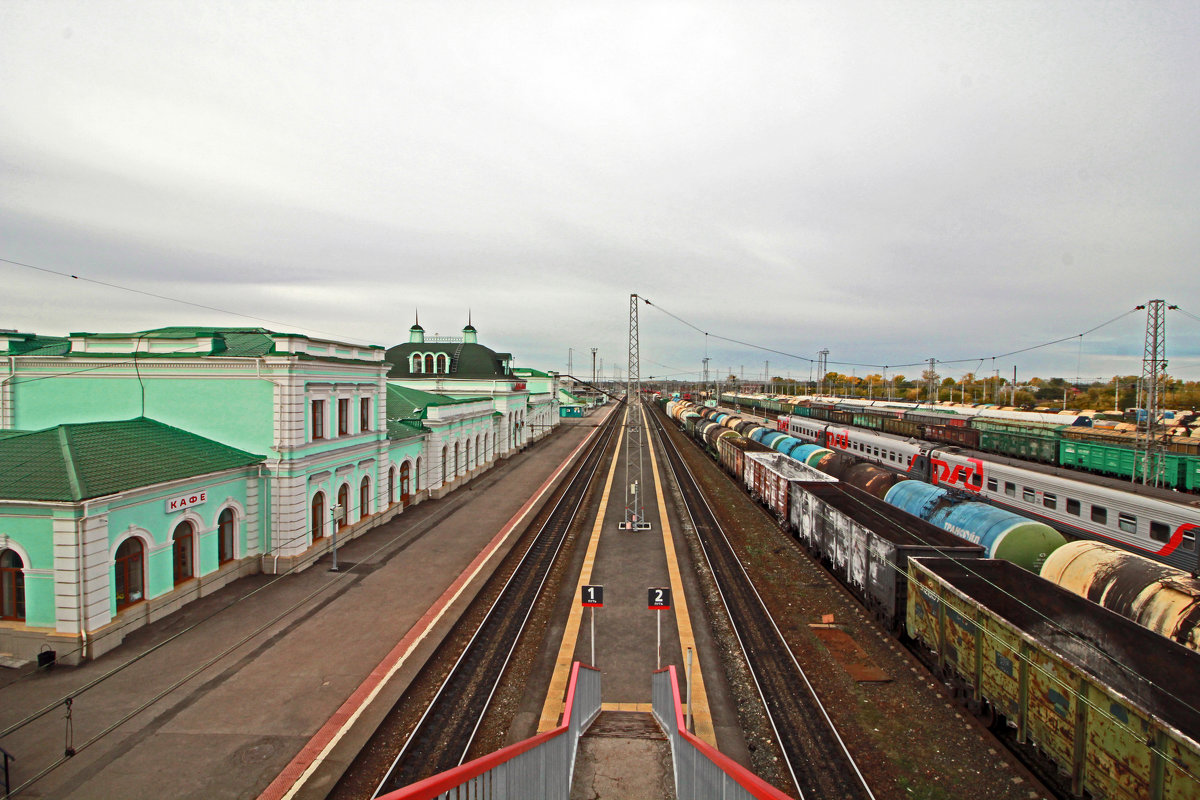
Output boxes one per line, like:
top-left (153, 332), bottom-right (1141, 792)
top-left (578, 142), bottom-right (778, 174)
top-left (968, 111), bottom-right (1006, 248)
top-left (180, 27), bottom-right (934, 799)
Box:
top-left (0, 415), bottom-right (601, 800)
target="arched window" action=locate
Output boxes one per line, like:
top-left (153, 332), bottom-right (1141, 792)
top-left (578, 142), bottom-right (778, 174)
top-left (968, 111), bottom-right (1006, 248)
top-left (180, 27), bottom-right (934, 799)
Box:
top-left (436, 354), bottom-right (447, 373)
top-left (388, 466), bottom-right (397, 505)
top-left (114, 538), bottom-right (145, 611)
top-left (475, 434), bottom-right (481, 467)
top-left (218, 508), bottom-right (235, 564)
top-left (454, 442), bottom-right (460, 476)
top-left (424, 354), bottom-right (434, 373)
top-left (465, 440), bottom-right (471, 471)
top-left (172, 521), bottom-right (195, 586)
top-left (0, 549), bottom-right (25, 621)
top-left (411, 353), bottom-right (422, 373)
top-left (441, 446), bottom-right (447, 482)
top-left (337, 484), bottom-right (350, 528)
top-left (400, 461), bottom-right (411, 504)
top-left (415, 457), bottom-right (422, 491)
top-left (359, 476), bottom-right (371, 520)
top-left (312, 492), bottom-right (326, 541)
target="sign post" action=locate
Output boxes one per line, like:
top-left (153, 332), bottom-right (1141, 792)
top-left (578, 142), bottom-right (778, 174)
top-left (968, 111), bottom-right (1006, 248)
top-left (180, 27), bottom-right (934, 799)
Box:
top-left (582, 585), bottom-right (603, 666)
top-left (648, 587), bottom-right (671, 669)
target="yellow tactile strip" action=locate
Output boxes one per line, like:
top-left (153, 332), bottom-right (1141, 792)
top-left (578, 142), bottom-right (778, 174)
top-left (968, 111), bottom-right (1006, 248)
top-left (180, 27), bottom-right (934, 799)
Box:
top-left (645, 413), bottom-right (715, 745)
top-left (537, 418), bottom-right (626, 732)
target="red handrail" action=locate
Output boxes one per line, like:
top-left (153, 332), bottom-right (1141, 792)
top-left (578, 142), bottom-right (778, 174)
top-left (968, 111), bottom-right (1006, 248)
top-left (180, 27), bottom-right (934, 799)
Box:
top-left (656, 666), bottom-right (795, 800)
top-left (378, 662), bottom-right (597, 800)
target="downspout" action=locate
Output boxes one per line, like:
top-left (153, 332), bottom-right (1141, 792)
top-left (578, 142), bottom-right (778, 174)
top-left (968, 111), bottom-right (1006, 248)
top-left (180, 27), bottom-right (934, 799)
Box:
top-left (77, 500), bottom-right (93, 660)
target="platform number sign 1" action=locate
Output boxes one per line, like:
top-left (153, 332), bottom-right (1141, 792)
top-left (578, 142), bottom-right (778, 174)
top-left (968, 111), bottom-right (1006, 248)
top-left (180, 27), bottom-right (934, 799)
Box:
top-left (582, 585), bottom-right (603, 666)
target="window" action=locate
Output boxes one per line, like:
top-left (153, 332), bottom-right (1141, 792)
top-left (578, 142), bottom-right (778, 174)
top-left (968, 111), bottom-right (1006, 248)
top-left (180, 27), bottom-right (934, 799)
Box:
top-left (312, 492), bottom-right (326, 540)
top-left (1091, 505), bottom-right (1108, 525)
top-left (0, 549), bottom-right (25, 621)
top-left (466, 440), bottom-right (472, 470)
top-left (415, 457), bottom-right (422, 491)
top-left (114, 538), bottom-right (145, 611)
top-left (441, 446), bottom-right (448, 482)
top-left (1183, 528), bottom-right (1196, 551)
top-left (1022, 487), bottom-right (1036, 503)
top-left (1117, 513), bottom-right (1136, 534)
top-left (173, 522), bottom-right (194, 585)
top-left (218, 509), bottom-right (235, 564)
top-left (400, 462), bottom-right (412, 503)
top-left (360, 476), bottom-right (371, 520)
top-left (436, 354), bottom-right (447, 373)
top-left (337, 484), bottom-right (350, 527)
top-left (425, 354), bottom-right (434, 373)
top-left (1150, 521), bottom-right (1170, 543)
top-left (1043, 492), bottom-right (1057, 510)
top-left (388, 466), bottom-right (396, 505)
top-left (454, 442), bottom-right (460, 475)
top-left (312, 400), bottom-right (325, 439)
top-left (412, 353), bottom-right (422, 372)
top-left (338, 398), bottom-right (350, 436)
top-left (360, 398), bottom-right (371, 432)
top-left (1004, 481), bottom-right (1016, 497)
top-left (1067, 498), bottom-right (1081, 516)
top-left (987, 477), bottom-right (998, 492)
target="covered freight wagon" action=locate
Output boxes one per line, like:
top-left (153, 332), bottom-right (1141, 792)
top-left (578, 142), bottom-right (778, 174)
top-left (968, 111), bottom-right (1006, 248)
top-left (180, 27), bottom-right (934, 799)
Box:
top-left (908, 557), bottom-right (1200, 800)
top-left (789, 482), bottom-right (983, 625)
top-left (717, 435), bottom-right (771, 483)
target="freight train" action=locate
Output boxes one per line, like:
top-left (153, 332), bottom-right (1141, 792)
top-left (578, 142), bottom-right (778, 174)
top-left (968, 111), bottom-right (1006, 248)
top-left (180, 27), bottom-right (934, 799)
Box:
top-left (655, 398), bottom-right (1200, 800)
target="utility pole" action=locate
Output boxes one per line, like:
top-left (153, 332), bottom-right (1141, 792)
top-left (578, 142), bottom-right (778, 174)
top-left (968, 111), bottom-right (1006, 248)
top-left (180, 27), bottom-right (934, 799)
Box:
top-left (591, 347), bottom-right (598, 387)
top-left (1136, 300), bottom-right (1174, 486)
top-left (568, 348), bottom-right (574, 386)
top-left (817, 349), bottom-right (829, 396)
top-left (926, 358), bottom-right (937, 405)
top-left (620, 294), bottom-right (650, 530)
top-left (702, 357), bottom-right (710, 396)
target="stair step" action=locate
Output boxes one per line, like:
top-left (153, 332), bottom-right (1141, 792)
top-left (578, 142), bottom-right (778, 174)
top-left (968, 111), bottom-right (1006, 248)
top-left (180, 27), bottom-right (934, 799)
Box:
top-left (584, 711), bottom-right (666, 740)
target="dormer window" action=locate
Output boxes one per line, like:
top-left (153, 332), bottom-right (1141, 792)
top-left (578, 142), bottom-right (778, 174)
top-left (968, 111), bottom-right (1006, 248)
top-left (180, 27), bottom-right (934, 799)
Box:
top-left (436, 354), bottom-right (447, 374)
top-left (424, 354), bottom-right (434, 373)
top-left (412, 354), bottom-right (422, 372)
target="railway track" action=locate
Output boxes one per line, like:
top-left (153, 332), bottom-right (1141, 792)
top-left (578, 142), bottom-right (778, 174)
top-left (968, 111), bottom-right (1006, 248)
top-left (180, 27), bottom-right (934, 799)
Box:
top-left (648, 401), bottom-right (877, 800)
top-left (367, 406), bottom-right (621, 795)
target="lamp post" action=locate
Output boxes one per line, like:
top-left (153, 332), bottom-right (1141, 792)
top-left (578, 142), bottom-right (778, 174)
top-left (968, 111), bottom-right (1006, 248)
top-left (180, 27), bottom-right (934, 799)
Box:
top-left (330, 503), bottom-right (344, 572)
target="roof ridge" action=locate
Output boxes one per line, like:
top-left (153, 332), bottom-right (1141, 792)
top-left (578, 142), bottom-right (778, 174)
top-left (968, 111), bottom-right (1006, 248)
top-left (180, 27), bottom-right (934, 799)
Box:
top-left (56, 425), bottom-right (85, 500)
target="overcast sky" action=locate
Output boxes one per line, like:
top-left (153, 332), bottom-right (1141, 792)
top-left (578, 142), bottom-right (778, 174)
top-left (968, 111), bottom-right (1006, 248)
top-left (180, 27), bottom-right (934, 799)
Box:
top-left (3, 1), bottom-right (1198, 387)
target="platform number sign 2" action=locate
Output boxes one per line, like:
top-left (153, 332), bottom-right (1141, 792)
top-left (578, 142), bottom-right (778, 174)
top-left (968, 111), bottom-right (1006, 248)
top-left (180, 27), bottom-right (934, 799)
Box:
top-left (648, 587), bottom-right (671, 610)
top-left (582, 585), bottom-right (604, 608)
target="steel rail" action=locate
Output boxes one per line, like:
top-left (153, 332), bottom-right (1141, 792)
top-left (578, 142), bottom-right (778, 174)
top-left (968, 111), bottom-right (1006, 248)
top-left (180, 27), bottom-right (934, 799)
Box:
top-left (647, 402), bottom-right (876, 800)
top-left (371, 407), bottom-right (621, 795)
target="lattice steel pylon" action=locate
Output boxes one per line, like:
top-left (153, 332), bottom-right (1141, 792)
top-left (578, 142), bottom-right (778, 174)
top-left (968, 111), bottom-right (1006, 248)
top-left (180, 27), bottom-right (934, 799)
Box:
top-left (620, 293), bottom-right (651, 530)
top-left (1136, 299), bottom-right (1174, 485)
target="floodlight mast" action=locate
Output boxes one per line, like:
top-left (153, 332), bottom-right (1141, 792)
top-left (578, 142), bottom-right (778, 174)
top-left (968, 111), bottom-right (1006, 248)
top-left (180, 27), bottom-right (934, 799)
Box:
top-left (621, 293), bottom-right (650, 530)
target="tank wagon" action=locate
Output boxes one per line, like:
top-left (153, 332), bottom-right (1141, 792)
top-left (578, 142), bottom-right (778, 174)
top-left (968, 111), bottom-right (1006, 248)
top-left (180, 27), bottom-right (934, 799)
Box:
top-left (909, 557), bottom-right (1200, 800)
top-left (1040, 540), bottom-right (1200, 652)
top-left (885, 481), bottom-right (1066, 572)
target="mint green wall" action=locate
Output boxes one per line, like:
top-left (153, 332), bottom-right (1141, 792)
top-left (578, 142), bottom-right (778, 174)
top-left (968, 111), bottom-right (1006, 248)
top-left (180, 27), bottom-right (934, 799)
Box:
top-left (0, 510), bottom-right (56, 627)
top-left (0, 510), bottom-right (55, 568)
top-left (13, 376), bottom-right (275, 454)
top-left (104, 472), bottom-right (254, 604)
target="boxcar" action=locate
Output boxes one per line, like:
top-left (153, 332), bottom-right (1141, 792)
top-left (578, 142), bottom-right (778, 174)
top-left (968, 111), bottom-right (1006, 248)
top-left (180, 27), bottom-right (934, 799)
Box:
top-left (788, 482), bottom-right (983, 626)
top-left (743, 451), bottom-right (833, 521)
top-left (924, 424), bottom-right (980, 449)
top-left (908, 558), bottom-right (1200, 800)
top-left (717, 435), bottom-right (771, 483)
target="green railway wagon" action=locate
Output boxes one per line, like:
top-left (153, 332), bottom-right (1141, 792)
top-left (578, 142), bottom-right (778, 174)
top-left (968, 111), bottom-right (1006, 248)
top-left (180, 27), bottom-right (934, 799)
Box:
top-left (852, 411), bottom-right (886, 431)
top-left (1059, 440), bottom-right (1186, 490)
top-left (977, 427), bottom-right (1061, 463)
top-left (1186, 456), bottom-right (1200, 492)
top-left (908, 558), bottom-right (1200, 800)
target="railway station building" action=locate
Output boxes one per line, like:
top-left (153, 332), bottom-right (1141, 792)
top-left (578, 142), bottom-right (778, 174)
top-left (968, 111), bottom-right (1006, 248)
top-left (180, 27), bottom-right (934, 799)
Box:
top-left (0, 322), bottom-right (558, 664)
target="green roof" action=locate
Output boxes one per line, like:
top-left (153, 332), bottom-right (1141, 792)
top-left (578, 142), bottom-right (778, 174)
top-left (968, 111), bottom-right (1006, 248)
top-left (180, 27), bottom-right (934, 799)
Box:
top-left (515, 368), bottom-right (551, 378)
top-left (2, 333), bottom-right (71, 356)
top-left (0, 418), bottom-right (265, 502)
top-left (384, 340), bottom-right (514, 380)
